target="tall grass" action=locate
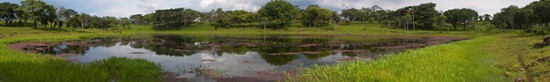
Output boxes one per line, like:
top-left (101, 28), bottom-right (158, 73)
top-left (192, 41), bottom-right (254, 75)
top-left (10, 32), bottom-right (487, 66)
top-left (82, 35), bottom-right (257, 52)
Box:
top-left (0, 27), bottom-right (162, 81)
top-left (286, 36), bottom-right (511, 82)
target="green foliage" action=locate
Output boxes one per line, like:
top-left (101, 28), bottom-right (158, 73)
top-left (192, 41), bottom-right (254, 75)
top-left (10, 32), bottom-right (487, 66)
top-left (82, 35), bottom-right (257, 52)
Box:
top-left (18, 0), bottom-right (55, 28)
top-left (130, 14), bottom-right (143, 25)
top-left (300, 5), bottom-right (334, 27)
top-left (444, 8), bottom-right (479, 30)
top-left (119, 17), bottom-right (130, 28)
top-left (0, 2), bottom-right (19, 26)
top-left (258, 0), bottom-right (298, 29)
top-left (479, 14), bottom-right (492, 21)
top-left (341, 8), bottom-right (361, 23)
top-left (492, 6), bottom-right (532, 29)
top-left (212, 8), bottom-right (232, 28)
top-left (260, 54), bottom-right (298, 66)
top-left (527, 0), bottom-right (550, 24)
top-left (142, 13), bottom-right (155, 25)
top-left (392, 3), bottom-right (440, 30)
top-left (153, 8), bottom-right (200, 30)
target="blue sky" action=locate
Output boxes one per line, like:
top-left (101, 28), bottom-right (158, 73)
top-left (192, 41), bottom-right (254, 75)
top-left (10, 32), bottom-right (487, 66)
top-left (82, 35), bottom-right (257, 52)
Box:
top-left (4, 0), bottom-right (537, 17)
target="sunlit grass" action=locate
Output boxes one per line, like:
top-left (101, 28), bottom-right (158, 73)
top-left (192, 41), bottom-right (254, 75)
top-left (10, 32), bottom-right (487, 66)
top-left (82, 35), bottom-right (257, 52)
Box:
top-left (286, 35), bottom-right (510, 82)
top-left (286, 33), bottom-right (550, 82)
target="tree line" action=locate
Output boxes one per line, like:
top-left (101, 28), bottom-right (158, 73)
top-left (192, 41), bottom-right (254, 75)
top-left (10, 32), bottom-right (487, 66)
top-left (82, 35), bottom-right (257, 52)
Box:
top-left (1, 0), bottom-right (549, 31)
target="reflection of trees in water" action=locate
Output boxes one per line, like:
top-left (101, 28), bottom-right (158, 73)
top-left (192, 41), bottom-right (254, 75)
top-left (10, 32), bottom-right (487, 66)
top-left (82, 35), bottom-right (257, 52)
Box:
top-left (304, 52), bottom-right (331, 60)
top-left (130, 35), bottom-right (206, 56)
top-left (342, 52), bottom-right (357, 57)
top-left (37, 34), bottom-right (433, 65)
top-left (259, 54), bottom-right (298, 66)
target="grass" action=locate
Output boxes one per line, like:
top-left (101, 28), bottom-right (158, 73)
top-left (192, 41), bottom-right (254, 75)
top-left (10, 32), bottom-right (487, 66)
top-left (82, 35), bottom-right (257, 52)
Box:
top-left (0, 26), bottom-right (162, 81)
top-left (285, 33), bottom-right (550, 82)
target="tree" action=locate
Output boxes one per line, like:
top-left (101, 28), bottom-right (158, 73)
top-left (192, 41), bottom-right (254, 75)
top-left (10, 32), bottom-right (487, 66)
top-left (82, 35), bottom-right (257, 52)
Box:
top-left (492, 5), bottom-right (531, 29)
top-left (527, 0), bottom-right (550, 24)
top-left (152, 8), bottom-right (200, 30)
top-left (434, 14), bottom-right (447, 29)
top-left (444, 8), bottom-right (478, 30)
top-left (393, 3), bottom-right (440, 30)
top-left (36, 3), bottom-right (56, 28)
top-left (130, 14), bottom-right (143, 25)
top-left (228, 10), bottom-right (250, 26)
top-left (66, 14), bottom-right (80, 31)
top-left (58, 7), bottom-right (77, 28)
top-left (103, 16), bottom-right (117, 25)
top-left (341, 8), bottom-right (361, 23)
top-left (78, 13), bottom-right (90, 29)
top-left (142, 13), bottom-right (154, 25)
top-left (0, 2), bottom-right (18, 26)
top-left (86, 16), bottom-right (111, 29)
top-left (299, 5), bottom-right (333, 27)
top-left (212, 8), bottom-right (232, 28)
top-left (258, 0), bottom-right (298, 29)
top-left (18, 0), bottom-right (50, 28)
top-left (119, 17), bottom-right (130, 28)
top-left (479, 14), bottom-right (492, 21)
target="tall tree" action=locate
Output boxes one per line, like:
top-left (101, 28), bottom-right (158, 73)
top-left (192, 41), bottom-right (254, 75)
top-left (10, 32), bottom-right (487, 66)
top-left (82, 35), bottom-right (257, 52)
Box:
top-left (527, 0), bottom-right (550, 24)
top-left (258, 0), bottom-right (298, 28)
top-left (18, 0), bottom-right (50, 28)
top-left (434, 14), bottom-right (447, 29)
top-left (492, 5), bottom-right (531, 29)
top-left (142, 13), bottom-right (154, 25)
top-left (479, 14), bottom-right (492, 21)
top-left (341, 8), bottom-right (361, 23)
top-left (299, 5), bottom-right (333, 27)
top-left (444, 8), bottom-right (478, 30)
top-left (393, 3), bottom-right (440, 29)
top-left (213, 8), bottom-right (232, 28)
top-left (229, 10), bottom-right (250, 26)
top-left (130, 14), bottom-right (143, 25)
top-left (0, 2), bottom-right (18, 26)
top-left (58, 7), bottom-right (77, 28)
top-left (119, 17), bottom-right (130, 28)
top-left (152, 8), bottom-right (199, 30)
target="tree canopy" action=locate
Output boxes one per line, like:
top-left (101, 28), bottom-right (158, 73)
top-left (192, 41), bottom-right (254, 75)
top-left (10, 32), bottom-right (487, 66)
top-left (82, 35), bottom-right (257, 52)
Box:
top-left (0, 2), bottom-right (18, 26)
top-left (258, 0), bottom-right (298, 29)
top-left (444, 8), bottom-right (478, 30)
top-left (153, 8), bottom-right (200, 30)
top-left (299, 5), bottom-right (334, 27)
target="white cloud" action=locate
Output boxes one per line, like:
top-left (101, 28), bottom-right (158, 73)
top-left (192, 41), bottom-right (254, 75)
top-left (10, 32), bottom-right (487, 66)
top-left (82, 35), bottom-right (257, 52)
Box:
top-left (5, 0), bottom-right (538, 17)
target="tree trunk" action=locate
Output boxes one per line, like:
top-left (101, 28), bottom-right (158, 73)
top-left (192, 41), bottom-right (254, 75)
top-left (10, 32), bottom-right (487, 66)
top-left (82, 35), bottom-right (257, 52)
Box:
top-left (33, 21), bottom-right (37, 29)
top-left (81, 21), bottom-right (84, 29)
top-left (453, 22), bottom-right (458, 31)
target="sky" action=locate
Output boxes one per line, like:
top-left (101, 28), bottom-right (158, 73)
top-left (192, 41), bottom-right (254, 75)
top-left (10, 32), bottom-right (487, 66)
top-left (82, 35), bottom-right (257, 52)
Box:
top-left (4, 0), bottom-right (538, 17)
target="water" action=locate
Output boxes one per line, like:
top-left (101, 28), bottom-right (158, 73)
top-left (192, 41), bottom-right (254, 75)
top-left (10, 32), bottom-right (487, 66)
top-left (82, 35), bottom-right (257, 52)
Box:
top-left (12, 34), bottom-right (465, 81)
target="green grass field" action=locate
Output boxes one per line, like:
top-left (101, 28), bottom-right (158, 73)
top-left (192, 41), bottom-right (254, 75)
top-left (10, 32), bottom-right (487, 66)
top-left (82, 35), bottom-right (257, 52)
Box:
top-left (285, 33), bottom-right (550, 82)
top-left (0, 24), bottom-right (548, 82)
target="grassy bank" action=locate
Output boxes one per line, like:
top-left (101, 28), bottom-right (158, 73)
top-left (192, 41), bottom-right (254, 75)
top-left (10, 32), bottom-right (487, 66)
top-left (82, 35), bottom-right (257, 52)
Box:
top-left (286, 33), bottom-right (550, 82)
top-left (0, 27), bottom-right (162, 81)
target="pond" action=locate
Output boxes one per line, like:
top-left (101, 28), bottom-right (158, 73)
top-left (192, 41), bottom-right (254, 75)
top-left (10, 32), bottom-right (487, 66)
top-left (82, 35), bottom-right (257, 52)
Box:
top-left (9, 34), bottom-right (467, 82)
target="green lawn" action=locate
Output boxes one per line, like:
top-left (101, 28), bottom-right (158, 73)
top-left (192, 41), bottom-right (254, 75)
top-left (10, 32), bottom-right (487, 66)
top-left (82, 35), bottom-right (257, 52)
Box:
top-left (285, 33), bottom-right (550, 82)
